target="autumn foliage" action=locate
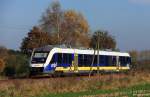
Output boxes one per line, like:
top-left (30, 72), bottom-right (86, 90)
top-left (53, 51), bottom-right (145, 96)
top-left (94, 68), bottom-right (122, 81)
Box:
top-left (40, 1), bottom-right (90, 47)
top-left (0, 46), bottom-right (29, 77)
top-left (0, 59), bottom-right (5, 73)
top-left (62, 10), bottom-right (90, 47)
top-left (21, 1), bottom-right (117, 55)
top-left (129, 50), bottom-right (150, 72)
top-left (21, 27), bottom-right (51, 54)
top-left (0, 46), bottom-right (7, 73)
top-left (90, 30), bottom-right (116, 50)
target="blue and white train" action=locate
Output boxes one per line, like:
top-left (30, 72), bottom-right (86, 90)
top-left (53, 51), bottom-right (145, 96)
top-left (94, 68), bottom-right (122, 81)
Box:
top-left (30, 45), bottom-right (131, 75)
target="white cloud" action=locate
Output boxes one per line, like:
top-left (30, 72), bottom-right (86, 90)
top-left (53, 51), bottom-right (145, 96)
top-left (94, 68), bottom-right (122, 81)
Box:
top-left (129, 0), bottom-right (150, 4)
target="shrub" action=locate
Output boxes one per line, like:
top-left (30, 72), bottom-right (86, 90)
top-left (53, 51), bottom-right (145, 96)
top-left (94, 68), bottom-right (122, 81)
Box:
top-left (0, 59), bottom-right (5, 73)
top-left (4, 50), bottom-right (30, 77)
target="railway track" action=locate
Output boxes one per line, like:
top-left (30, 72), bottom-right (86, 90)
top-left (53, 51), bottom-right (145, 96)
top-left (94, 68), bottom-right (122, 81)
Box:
top-left (0, 72), bottom-right (128, 84)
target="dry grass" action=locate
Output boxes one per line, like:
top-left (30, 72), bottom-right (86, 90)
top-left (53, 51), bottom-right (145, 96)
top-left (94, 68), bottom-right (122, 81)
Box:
top-left (0, 71), bottom-right (150, 97)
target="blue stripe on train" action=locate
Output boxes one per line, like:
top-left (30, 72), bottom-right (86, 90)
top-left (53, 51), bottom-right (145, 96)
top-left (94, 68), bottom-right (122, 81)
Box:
top-left (43, 63), bottom-right (71, 72)
top-left (43, 64), bottom-right (55, 72)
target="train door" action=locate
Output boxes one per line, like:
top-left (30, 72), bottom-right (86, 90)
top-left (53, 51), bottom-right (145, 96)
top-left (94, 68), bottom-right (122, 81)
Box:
top-left (73, 53), bottom-right (78, 72)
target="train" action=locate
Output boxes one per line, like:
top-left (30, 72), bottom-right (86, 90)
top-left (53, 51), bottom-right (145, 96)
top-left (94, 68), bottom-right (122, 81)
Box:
top-left (30, 45), bottom-right (131, 76)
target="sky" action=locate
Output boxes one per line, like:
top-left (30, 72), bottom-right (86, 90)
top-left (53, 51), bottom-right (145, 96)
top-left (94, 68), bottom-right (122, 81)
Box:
top-left (0, 0), bottom-right (150, 51)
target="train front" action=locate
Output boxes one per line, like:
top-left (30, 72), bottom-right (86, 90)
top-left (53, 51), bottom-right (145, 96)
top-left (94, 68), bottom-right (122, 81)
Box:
top-left (29, 45), bottom-right (53, 76)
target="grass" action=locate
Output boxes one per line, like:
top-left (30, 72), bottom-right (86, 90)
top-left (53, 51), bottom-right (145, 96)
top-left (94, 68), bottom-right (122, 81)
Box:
top-left (0, 76), bottom-right (8, 80)
top-left (37, 83), bottom-right (150, 97)
top-left (0, 71), bottom-right (150, 97)
top-left (39, 83), bottom-right (150, 97)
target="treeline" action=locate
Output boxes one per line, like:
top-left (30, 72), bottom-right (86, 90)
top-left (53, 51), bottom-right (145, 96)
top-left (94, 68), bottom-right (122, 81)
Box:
top-left (0, 46), bottom-right (29, 77)
top-left (129, 50), bottom-right (150, 72)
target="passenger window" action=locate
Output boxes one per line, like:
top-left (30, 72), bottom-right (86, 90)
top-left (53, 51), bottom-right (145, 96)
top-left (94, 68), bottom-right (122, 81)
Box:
top-left (50, 53), bottom-right (56, 63)
top-left (112, 56), bottom-right (116, 66)
top-left (119, 56), bottom-right (127, 66)
top-left (58, 53), bottom-right (63, 64)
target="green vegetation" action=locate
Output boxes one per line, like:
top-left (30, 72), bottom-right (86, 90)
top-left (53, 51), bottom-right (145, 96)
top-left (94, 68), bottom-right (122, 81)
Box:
top-left (0, 47), bottom-right (30, 78)
top-left (0, 72), bottom-right (150, 97)
top-left (129, 50), bottom-right (150, 72)
top-left (38, 83), bottom-right (150, 97)
top-left (4, 51), bottom-right (29, 77)
top-left (90, 30), bottom-right (116, 50)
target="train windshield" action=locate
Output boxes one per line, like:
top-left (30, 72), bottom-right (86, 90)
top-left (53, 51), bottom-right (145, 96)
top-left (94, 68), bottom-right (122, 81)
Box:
top-left (31, 52), bottom-right (49, 64)
top-left (33, 52), bottom-right (48, 58)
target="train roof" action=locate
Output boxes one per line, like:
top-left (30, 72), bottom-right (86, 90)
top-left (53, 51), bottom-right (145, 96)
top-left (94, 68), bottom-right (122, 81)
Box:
top-left (34, 45), bottom-right (69, 51)
top-left (53, 48), bottom-right (130, 57)
top-left (34, 45), bottom-right (130, 57)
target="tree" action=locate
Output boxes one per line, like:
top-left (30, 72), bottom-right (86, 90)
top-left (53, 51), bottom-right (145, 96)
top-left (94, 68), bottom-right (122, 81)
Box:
top-left (61, 10), bottom-right (90, 47)
top-left (40, 1), bottom-right (90, 47)
top-left (40, 1), bottom-right (63, 44)
top-left (129, 50), bottom-right (138, 65)
top-left (40, 1), bottom-right (62, 33)
top-left (131, 50), bottom-right (150, 72)
top-left (0, 46), bottom-right (7, 73)
top-left (21, 1), bottom-right (90, 54)
top-left (90, 30), bottom-right (116, 49)
top-left (0, 46), bottom-right (8, 60)
top-left (21, 26), bottom-right (51, 54)
top-left (0, 59), bottom-right (5, 73)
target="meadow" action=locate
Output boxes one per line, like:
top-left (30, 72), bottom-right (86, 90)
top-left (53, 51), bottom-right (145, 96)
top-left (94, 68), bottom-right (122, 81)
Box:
top-left (0, 71), bottom-right (150, 97)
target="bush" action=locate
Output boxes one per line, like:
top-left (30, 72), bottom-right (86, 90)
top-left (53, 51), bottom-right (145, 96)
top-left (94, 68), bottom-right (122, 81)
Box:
top-left (136, 60), bottom-right (150, 72)
top-left (0, 59), bottom-right (5, 73)
top-left (4, 50), bottom-right (30, 77)
top-left (15, 54), bottom-right (30, 77)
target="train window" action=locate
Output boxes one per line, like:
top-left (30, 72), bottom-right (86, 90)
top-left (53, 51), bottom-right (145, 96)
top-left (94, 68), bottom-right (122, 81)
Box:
top-left (100, 55), bottom-right (105, 65)
top-left (63, 53), bottom-right (67, 64)
top-left (103, 56), bottom-right (113, 66)
top-left (119, 56), bottom-right (127, 66)
top-left (127, 57), bottom-right (131, 64)
top-left (58, 53), bottom-right (63, 64)
top-left (89, 55), bottom-right (95, 66)
top-left (108, 56), bottom-right (113, 66)
top-left (50, 53), bottom-right (56, 63)
top-left (94, 55), bottom-right (106, 66)
top-left (62, 53), bottom-right (72, 64)
top-left (112, 56), bottom-right (116, 66)
top-left (78, 54), bottom-right (84, 66)
top-left (68, 54), bottom-right (72, 64)
top-left (87, 55), bottom-right (93, 66)
top-left (50, 53), bottom-right (73, 65)
top-left (94, 55), bottom-right (97, 65)
top-left (84, 55), bottom-right (88, 66)
top-left (78, 54), bottom-right (93, 67)
top-left (105, 56), bottom-right (109, 66)
top-left (78, 54), bottom-right (119, 67)
top-left (85, 55), bottom-right (92, 66)
top-left (62, 54), bottom-right (67, 64)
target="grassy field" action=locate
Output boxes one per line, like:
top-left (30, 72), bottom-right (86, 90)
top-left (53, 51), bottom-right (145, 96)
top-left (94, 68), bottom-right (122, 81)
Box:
top-left (0, 71), bottom-right (150, 97)
top-left (39, 83), bottom-right (150, 97)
